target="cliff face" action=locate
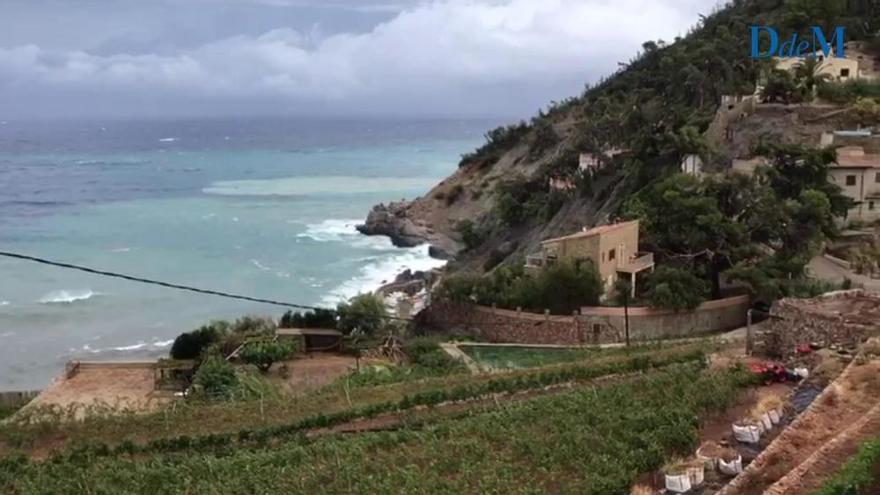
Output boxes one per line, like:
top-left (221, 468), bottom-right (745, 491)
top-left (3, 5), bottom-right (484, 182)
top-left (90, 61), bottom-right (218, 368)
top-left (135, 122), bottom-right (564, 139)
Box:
top-left (357, 1), bottom-right (880, 276)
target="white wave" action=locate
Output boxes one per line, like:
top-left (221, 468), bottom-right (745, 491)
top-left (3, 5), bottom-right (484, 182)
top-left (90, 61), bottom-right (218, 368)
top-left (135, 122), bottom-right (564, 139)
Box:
top-left (0, 300), bottom-right (9, 306)
top-left (0, 331), bottom-right (13, 338)
top-left (298, 218), bottom-right (394, 251)
top-left (320, 244), bottom-right (446, 306)
top-left (110, 247), bottom-right (131, 253)
top-left (81, 339), bottom-right (174, 355)
top-left (39, 289), bottom-right (99, 304)
top-left (158, 137), bottom-right (178, 142)
top-left (203, 176), bottom-right (435, 196)
top-left (250, 259), bottom-right (271, 271)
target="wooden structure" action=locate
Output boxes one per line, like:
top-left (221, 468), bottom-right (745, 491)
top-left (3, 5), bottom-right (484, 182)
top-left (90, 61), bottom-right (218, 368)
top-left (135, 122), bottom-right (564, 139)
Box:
top-left (275, 328), bottom-right (343, 352)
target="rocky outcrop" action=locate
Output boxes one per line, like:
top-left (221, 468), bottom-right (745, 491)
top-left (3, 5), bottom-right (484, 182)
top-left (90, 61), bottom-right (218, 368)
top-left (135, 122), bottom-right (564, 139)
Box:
top-left (357, 201), bottom-right (462, 259)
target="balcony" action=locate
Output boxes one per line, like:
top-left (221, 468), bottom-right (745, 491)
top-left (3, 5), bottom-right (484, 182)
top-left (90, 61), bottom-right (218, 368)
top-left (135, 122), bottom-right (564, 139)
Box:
top-left (617, 252), bottom-right (654, 274)
top-left (525, 253), bottom-right (545, 269)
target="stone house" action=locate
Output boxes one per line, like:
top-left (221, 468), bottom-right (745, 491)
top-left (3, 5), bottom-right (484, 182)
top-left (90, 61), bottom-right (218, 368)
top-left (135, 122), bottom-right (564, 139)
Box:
top-left (829, 145), bottom-right (880, 223)
top-left (526, 220), bottom-right (654, 296)
top-left (774, 47), bottom-right (863, 83)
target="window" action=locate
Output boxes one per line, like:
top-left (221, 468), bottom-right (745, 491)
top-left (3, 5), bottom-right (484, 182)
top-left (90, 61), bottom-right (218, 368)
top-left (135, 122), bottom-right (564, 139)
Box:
top-left (841, 68), bottom-right (850, 77)
top-left (846, 175), bottom-right (857, 186)
top-left (870, 202), bottom-right (876, 211)
top-left (875, 172), bottom-right (880, 183)
top-left (608, 248), bottom-right (616, 261)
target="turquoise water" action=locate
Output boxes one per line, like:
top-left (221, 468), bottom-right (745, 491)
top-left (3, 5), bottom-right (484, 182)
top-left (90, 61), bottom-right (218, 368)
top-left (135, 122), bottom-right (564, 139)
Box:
top-left (0, 119), bottom-right (488, 389)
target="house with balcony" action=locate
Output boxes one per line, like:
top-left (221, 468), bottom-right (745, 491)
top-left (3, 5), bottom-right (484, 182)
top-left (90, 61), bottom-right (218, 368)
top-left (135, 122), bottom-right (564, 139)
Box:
top-left (829, 146), bottom-right (880, 223)
top-left (526, 220), bottom-right (654, 297)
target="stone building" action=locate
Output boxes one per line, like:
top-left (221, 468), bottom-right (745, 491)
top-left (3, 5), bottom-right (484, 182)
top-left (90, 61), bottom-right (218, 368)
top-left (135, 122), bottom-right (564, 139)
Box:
top-left (526, 220), bottom-right (654, 296)
top-left (829, 145), bottom-right (880, 223)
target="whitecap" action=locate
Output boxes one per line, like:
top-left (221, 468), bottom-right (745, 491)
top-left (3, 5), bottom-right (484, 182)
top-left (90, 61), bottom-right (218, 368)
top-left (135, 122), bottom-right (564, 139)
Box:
top-left (203, 176), bottom-right (435, 197)
top-left (152, 339), bottom-right (174, 348)
top-left (250, 259), bottom-right (271, 271)
top-left (110, 247), bottom-right (131, 253)
top-left (158, 137), bottom-right (178, 143)
top-left (0, 300), bottom-right (9, 306)
top-left (297, 219), bottom-right (395, 251)
top-left (320, 244), bottom-right (446, 306)
top-left (114, 342), bottom-right (147, 352)
top-left (39, 289), bottom-right (99, 304)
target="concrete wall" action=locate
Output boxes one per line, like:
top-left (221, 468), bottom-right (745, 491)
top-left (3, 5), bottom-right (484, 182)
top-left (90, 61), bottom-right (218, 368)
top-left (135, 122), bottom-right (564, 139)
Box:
top-left (578, 295), bottom-right (750, 342)
top-left (419, 295), bottom-right (750, 345)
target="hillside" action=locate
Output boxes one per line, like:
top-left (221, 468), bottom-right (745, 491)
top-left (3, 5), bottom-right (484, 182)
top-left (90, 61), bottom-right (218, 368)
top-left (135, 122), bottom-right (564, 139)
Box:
top-left (359, 0), bottom-right (880, 275)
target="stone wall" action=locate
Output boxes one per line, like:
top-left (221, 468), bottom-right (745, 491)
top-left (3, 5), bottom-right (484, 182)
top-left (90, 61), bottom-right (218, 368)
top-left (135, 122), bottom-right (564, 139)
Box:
top-left (761, 289), bottom-right (880, 358)
top-left (418, 301), bottom-right (588, 345)
top-left (418, 295), bottom-right (750, 345)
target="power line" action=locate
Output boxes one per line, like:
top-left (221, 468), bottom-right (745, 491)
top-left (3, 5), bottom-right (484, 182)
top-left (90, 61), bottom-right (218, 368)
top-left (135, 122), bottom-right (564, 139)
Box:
top-left (0, 250), bottom-right (413, 321)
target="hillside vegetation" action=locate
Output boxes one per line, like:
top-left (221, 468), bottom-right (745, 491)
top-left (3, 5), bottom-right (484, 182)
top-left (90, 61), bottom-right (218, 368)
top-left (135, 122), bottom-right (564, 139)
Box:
top-left (374, 0), bottom-right (880, 308)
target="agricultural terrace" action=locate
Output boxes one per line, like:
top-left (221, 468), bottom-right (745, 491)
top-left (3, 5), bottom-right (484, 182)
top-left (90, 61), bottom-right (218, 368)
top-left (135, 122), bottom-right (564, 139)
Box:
top-left (0, 363), bottom-right (754, 494)
top-left (0, 342), bottom-right (707, 459)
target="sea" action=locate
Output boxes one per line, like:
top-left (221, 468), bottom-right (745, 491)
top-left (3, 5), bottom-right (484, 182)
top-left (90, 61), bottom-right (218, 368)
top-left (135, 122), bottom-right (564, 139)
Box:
top-left (0, 117), bottom-right (492, 390)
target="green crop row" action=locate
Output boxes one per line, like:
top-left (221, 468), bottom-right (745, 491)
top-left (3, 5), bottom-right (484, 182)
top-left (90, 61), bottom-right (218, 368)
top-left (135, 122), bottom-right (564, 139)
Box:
top-left (0, 364), bottom-right (754, 494)
top-left (8, 348), bottom-right (707, 463)
top-left (814, 437), bottom-right (880, 495)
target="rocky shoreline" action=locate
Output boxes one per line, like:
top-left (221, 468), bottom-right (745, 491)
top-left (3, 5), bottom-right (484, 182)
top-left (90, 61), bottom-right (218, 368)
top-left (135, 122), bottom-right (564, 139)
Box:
top-left (356, 200), bottom-right (461, 259)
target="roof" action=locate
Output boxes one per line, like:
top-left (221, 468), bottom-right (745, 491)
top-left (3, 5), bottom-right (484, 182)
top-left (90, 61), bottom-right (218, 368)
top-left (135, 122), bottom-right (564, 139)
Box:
top-left (833, 146), bottom-right (880, 168)
top-left (276, 328), bottom-right (343, 337)
top-left (541, 220), bottom-right (639, 245)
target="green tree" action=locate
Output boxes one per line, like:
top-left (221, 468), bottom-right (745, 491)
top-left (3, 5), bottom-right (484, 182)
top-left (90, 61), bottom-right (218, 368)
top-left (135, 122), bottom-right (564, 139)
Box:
top-left (761, 69), bottom-right (798, 103)
top-left (336, 293), bottom-right (389, 336)
top-left (644, 266), bottom-right (709, 311)
top-left (170, 324), bottom-right (226, 360)
top-left (793, 57), bottom-right (831, 99)
top-left (239, 341), bottom-right (296, 373)
top-left (193, 354), bottom-right (238, 399)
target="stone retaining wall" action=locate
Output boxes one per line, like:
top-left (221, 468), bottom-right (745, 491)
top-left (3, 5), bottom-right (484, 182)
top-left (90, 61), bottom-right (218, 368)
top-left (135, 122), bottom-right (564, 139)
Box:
top-left (761, 290), bottom-right (880, 358)
top-left (418, 295), bottom-right (750, 345)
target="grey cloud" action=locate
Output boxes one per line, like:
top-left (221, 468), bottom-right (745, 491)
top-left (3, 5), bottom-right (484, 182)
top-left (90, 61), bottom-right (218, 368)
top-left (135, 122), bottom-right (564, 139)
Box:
top-left (0, 0), bottom-right (722, 119)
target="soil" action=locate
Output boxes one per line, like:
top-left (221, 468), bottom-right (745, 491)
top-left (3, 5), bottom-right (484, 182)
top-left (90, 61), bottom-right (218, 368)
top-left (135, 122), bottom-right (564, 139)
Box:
top-left (717, 359), bottom-right (880, 495)
top-left (268, 353), bottom-right (358, 395)
top-left (21, 363), bottom-right (167, 420)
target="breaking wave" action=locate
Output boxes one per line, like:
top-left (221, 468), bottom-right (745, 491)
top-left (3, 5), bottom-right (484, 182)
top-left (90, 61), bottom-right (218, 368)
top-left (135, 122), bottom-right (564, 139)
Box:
top-left (320, 244), bottom-right (446, 306)
top-left (79, 339), bottom-right (174, 354)
top-left (39, 289), bottom-right (99, 304)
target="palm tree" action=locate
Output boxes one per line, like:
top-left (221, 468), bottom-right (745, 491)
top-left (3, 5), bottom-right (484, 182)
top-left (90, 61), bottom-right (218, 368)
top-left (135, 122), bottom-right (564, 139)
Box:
top-left (793, 57), bottom-right (831, 100)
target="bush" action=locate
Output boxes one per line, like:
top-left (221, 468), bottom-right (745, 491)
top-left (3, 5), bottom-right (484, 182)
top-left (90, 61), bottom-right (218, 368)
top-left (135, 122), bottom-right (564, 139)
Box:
top-left (435, 259), bottom-right (602, 315)
top-left (455, 219), bottom-right (485, 250)
top-left (644, 266), bottom-right (709, 311)
top-left (170, 324), bottom-right (226, 360)
top-left (336, 293), bottom-right (389, 336)
top-left (238, 341), bottom-right (296, 373)
top-left (193, 355), bottom-right (238, 399)
top-left (279, 308), bottom-right (335, 329)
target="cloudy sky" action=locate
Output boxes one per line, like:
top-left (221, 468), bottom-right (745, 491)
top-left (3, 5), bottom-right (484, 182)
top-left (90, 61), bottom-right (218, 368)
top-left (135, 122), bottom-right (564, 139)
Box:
top-left (0, 0), bottom-right (721, 120)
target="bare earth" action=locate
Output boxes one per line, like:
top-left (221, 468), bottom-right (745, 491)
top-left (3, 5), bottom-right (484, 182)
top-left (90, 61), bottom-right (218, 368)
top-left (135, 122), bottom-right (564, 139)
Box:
top-left (270, 353), bottom-right (357, 395)
top-left (22, 362), bottom-right (167, 419)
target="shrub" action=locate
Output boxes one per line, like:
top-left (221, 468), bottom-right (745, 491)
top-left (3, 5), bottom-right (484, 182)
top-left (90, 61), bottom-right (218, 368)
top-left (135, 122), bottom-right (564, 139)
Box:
top-left (644, 266), bottom-right (709, 311)
top-left (238, 341), bottom-right (296, 373)
top-left (446, 184), bottom-right (464, 205)
top-left (170, 324), bottom-right (226, 360)
top-left (336, 293), bottom-right (389, 336)
top-left (279, 308), bottom-right (335, 329)
top-left (455, 219), bottom-right (485, 250)
top-left (193, 355), bottom-right (238, 399)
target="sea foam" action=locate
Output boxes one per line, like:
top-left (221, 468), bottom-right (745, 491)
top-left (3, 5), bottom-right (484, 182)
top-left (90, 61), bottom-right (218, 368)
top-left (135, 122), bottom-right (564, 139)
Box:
top-left (39, 289), bottom-right (99, 304)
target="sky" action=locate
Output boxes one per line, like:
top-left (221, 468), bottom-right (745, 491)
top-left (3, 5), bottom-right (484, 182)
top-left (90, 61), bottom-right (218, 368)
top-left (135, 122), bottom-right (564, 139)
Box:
top-left (0, 0), bottom-right (723, 120)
